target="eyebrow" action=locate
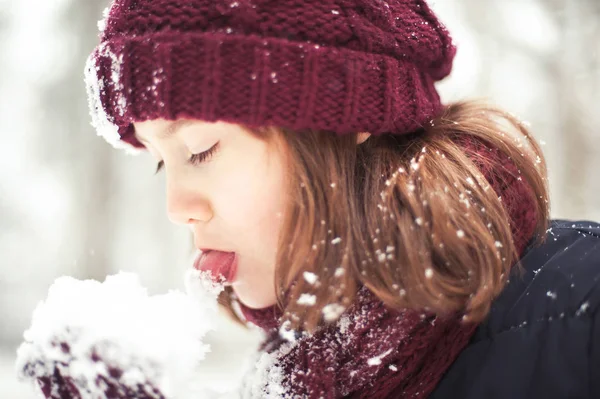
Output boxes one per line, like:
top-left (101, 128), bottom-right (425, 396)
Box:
top-left (162, 119), bottom-right (196, 138)
top-left (135, 119), bottom-right (196, 144)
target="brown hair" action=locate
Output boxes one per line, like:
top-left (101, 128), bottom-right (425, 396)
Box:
top-left (218, 100), bottom-right (550, 333)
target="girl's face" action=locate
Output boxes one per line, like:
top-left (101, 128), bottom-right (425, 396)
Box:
top-left (133, 119), bottom-right (287, 309)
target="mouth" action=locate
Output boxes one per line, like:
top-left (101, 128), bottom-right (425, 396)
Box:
top-left (193, 250), bottom-right (238, 285)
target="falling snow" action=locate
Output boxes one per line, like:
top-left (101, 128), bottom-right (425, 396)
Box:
top-left (425, 268), bottom-right (434, 279)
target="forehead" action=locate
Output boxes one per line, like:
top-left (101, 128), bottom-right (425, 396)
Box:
top-left (133, 119), bottom-right (197, 142)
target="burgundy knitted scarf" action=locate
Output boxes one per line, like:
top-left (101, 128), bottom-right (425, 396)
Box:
top-left (237, 138), bottom-right (539, 399)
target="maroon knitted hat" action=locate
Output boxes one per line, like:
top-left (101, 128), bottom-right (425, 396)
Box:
top-left (85, 0), bottom-right (456, 152)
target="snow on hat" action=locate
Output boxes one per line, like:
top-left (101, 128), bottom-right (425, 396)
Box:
top-left (85, 0), bottom-right (456, 153)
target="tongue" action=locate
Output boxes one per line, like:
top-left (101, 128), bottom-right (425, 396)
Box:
top-left (194, 251), bottom-right (236, 283)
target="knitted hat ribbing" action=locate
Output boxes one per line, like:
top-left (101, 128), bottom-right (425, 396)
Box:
top-left (85, 0), bottom-right (456, 152)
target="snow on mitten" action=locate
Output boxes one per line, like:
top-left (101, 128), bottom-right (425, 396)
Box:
top-left (16, 270), bottom-right (225, 399)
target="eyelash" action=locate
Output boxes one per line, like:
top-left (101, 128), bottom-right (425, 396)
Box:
top-left (154, 143), bottom-right (220, 174)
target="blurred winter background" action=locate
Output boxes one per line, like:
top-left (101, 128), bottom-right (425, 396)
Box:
top-left (0, 0), bottom-right (598, 397)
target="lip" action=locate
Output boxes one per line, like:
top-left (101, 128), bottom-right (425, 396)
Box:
top-left (193, 250), bottom-right (238, 285)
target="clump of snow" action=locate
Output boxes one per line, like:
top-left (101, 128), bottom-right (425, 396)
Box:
top-left (240, 343), bottom-right (293, 398)
top-left (16, 270), bottom-right (229, 399)
top-left (546, 291), bottom-right (557, 300)
top-left (84, 43), bottom-right (141, 155)
top-left (322, 303), bottom-right (346, 322)
top-left (331, 237), bottom-right (342, 245)
top-left (303, 272), bottom-right (318, 285)
top-left (97, 4), bottom-right (113, 33)
top-left (576, 301), bottom-right (590, 316)
top-left (187, 266), bottom-right (226, 299)
top-left (456, 230), bottom-right (465, 238)
top-left (297, 294), bottom-right (317, 306)
top-left (410, 159), bottom-right (419, 171)
top-left (338, 314), bottom-right (351, 334)
top-left (279, 320), bottom-right (298, 343)
top-left (367, 348), bottom-right (393, 366)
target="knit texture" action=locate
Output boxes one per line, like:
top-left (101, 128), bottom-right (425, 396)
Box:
top-left (85, 0), bottom-right (456, 151)
top-left (238, 137), bottom-right (539, 398)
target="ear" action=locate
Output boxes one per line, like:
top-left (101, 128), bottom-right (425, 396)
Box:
top-left (357, 132), bottom-right (371, 145)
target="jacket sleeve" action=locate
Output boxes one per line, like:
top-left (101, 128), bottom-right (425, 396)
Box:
top-left (431, 221), bottom-right (600, 399)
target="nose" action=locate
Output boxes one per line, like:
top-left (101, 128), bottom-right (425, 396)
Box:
top-left (166, 179), bottom-right (213, 225)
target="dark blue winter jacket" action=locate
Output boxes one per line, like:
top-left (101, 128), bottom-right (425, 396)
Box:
top-left (431, 220), bottom-right (600, 398)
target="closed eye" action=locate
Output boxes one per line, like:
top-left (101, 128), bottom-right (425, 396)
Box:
top-left (154, 142), bottom-right (220, 174)
top-left (189, 142), bottom-right (220, 166)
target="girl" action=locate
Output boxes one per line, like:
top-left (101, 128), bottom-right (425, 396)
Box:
top-left (54, 0), bottom-right (600, 397)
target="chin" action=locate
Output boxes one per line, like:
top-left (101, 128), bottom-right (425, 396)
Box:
top-left (233, 287), bottom-right (276, 310)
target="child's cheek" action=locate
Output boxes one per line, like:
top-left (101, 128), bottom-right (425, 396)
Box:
top-left (214, 154), bottom-right (278, 232)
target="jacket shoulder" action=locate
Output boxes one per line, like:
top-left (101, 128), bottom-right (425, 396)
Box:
top-left (484, 219), bottom-right (600, 334)
top-left (431, 220), bottom-right (600, 399)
